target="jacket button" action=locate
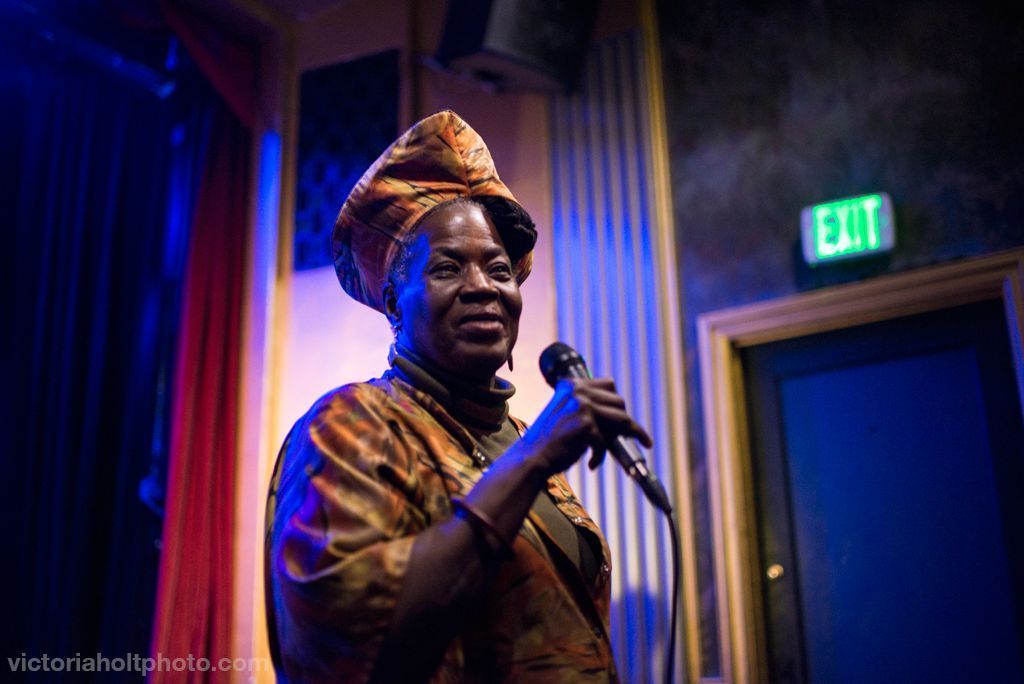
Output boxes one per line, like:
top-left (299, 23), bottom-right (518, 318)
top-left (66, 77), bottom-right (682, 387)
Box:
top-left (471, 448), bottom-right (489, 468)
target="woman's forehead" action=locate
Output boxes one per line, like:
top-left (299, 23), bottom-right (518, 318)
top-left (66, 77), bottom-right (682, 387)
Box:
top-left (412, 203), bottom-right (508, 253)
top-left (420, 201), bottom-right (492, 233)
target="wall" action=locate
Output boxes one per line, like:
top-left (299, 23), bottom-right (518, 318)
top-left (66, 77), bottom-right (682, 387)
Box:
top-left (656, 0), bottom-right (1024, 676)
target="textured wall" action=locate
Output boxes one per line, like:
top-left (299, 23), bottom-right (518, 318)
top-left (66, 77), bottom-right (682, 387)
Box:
top-left (656, 0), bottom-right (1024, 676)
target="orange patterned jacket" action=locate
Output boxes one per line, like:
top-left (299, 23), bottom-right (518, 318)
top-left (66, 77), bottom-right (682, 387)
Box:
top-left (265, 373), bottom-right (619, 683)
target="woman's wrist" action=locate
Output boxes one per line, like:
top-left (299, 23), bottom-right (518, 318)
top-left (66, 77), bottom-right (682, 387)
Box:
top-left (451, 498), bottom-right (516, 558)
top-left (504, 439), bottom-right (555, 490)
top-left (464, 442), bottom-right (550, 540)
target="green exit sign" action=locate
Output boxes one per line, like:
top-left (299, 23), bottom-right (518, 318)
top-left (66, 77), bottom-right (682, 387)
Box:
top-left (801, 193), bottom-right (895, 265)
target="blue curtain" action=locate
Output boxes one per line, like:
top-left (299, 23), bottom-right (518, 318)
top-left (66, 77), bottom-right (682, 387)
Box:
top-left (0, 40), bottom-right (213, 674)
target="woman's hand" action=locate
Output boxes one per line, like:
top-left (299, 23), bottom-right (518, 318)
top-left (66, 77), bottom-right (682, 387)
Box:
top-left (518, 377), bottom-right (653, 478)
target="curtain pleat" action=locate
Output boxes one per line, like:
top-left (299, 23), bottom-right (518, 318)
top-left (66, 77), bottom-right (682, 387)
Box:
top-left (149, 105), bottom-right (249, 682)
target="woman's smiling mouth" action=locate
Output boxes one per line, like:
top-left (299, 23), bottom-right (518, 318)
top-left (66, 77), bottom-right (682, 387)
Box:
top-left (458, 312), bottom-right (505, 334)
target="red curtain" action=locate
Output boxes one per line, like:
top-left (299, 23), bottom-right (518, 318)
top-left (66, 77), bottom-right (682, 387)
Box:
top-left (161, 1), bottom-right (257, 131)
top-left (150, 104), bottom-right (250, 681)
top-left (151, 5), bottom-right (256, 678)
top-left (150, 2), bottom-right (258, 674)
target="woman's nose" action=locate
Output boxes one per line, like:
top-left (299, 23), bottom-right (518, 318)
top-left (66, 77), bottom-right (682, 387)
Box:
top-left (460, 265), bottom-right (498, 297)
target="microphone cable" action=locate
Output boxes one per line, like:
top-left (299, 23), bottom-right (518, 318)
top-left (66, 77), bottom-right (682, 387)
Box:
top-left (664, 508), bottom-right (681, 684)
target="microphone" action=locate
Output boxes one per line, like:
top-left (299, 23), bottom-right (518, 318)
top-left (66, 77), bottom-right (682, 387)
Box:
top-left (539, 342), bottom-right (673, 514)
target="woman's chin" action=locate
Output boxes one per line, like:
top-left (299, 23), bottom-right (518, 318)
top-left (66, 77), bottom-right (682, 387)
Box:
top-left (453, 343), bottom-right (512, 379)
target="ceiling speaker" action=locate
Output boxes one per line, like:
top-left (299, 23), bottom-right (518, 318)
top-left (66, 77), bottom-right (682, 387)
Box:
top-left (435, 0), bottom-right (600, 92)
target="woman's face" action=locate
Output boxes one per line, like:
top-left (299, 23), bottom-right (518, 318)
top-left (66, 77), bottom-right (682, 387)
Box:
top-left (389, 201), bottom-right (523, 381)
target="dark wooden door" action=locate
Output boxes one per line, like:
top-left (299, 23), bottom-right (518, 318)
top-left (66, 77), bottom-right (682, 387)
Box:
top-left (742, 299), bottom-right (1024, 684)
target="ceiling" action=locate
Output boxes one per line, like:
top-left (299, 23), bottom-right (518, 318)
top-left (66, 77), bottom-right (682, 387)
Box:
top-left (253, 0), bottom-right (350, 21)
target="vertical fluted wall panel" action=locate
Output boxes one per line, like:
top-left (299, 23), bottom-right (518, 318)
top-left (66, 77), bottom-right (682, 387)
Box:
top-left (551, 31), bottom-right (682, 683)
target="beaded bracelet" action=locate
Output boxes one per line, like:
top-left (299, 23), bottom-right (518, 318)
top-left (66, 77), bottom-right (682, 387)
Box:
top-left (451, 498), bottom-right (516, 558)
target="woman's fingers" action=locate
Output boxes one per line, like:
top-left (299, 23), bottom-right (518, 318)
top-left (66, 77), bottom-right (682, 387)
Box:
top-left (634, 423), bottom-right (654, 448)
top-left (565, 377), bottom-right (653, 446)
top-left (577, 387), bottom-right (627, 410)
top-left (587, 403), bottom-right (653, 447)
top-left (532, 377), bottom-right (653, 475)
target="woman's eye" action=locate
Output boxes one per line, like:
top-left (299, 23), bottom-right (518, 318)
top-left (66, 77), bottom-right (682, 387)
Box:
top-left (490, 263), bottom-right (513, 278)
top-left (432, 263), bottom-right (459, 275)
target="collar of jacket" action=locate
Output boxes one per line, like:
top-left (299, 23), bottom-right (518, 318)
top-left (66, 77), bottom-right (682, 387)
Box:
top-left (389, 343), bottom-right (514, 432)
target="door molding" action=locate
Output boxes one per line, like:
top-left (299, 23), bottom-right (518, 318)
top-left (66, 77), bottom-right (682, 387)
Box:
top-left (696, 248), bottom-right (1024, 684)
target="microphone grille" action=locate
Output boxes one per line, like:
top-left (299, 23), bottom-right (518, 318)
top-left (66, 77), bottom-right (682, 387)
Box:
top-left (539, 342), bottom-right (586, 386)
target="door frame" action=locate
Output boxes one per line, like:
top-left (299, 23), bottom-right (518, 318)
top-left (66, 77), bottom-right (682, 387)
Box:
top-left (696, 248), bottom-right (1024, 684)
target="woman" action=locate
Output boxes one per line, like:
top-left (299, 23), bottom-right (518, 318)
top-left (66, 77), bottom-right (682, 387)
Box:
top-left (265, 110), bottom-right (651, 683)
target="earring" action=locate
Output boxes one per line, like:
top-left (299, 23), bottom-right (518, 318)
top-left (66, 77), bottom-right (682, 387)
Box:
top-left (507, 352), bottom-right (514, 372)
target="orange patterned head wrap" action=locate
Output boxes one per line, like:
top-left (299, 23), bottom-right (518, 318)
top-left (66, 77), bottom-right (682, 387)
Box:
top-left (331, 110), bottom-right (535, 313)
